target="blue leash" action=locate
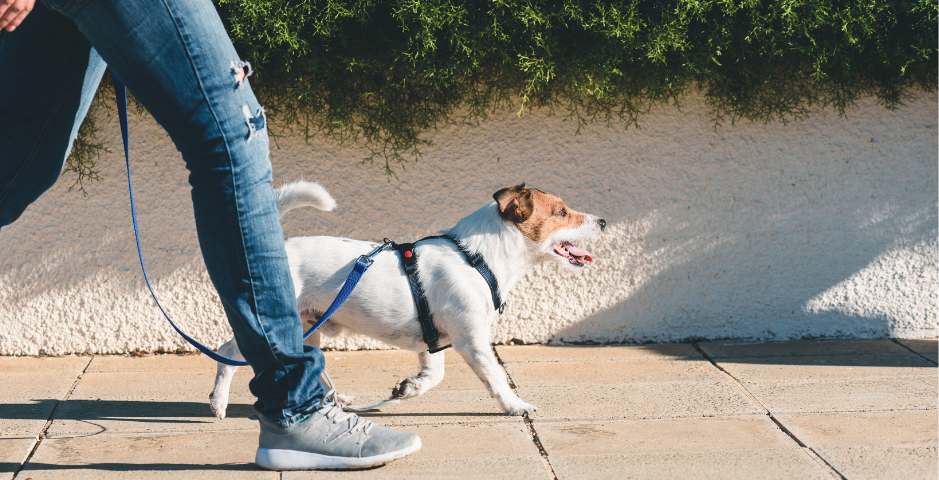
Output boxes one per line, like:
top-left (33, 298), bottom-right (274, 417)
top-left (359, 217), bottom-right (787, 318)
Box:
top-left (113, 74), bottom-right (385, 366)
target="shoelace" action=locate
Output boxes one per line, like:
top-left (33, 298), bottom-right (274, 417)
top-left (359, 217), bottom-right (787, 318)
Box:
top-left (320, 403), bottom-right (374, 434)
top-left (319, 371), bottom-right (374, 435)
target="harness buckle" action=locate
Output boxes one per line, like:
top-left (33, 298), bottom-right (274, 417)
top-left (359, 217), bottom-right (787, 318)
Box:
top-left (499, 302), bottom-right (507, 315)
top-left (361, 239), bottom-right (393, 265)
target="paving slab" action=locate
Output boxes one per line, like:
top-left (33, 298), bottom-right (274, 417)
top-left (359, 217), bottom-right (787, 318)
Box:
top-left (534, 416), bottom-right (793, 455)
top-left (285, 457), bottom-right (548, 479)
top-left (1, 437), bottom-right (36, 480)
top-left (0, 356), bottom-right (91, 374)
top-left (775, 411), bottom-right (938, 447)
top-left (717, 354), bottom-right (936, 382)
top-left (699, 339), bottom-right (907, 359)
top-left (89, 354), bottom-right (215, 372)
top-left (815, 445), bottom-right (938, 480)
top-left (774, 411), bottom-right (938, 479)
top-left (550, 449), bottom-right (831, 480)
top-left (495, 344), bottom-right (701, 363)
top-left (330, 362), bottom-right (484, 396)
top-left (20, 430), bottom-right (272, 479)
top-left (45, 370), bottom-right (257, 437)
top-left (897, 339), bottom-right (938, 355)
top-left (0, 357), bottom-right (91, 437)
top-left (356, 389), bottom-right (517, 426)
top-left (322, 349), bottom-right (464, 368)
top-left (283, 423), bottom-right (548, 479)
top-left (1, 377), bottom-right (83, 437)
top-left (506, 359), bottom-right (726, 386)
top-left (519, 381), bottom-right (762, 421)
top-left (5, 340), bottom-right (937, 479)
top-left (743, 376), bottom-right (938, 413)
top-left (67, 370), bottom-right (241, 402)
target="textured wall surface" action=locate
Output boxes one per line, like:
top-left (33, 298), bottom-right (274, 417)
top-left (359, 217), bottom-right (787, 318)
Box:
top-left (1, 93), bottom-right (936, 355)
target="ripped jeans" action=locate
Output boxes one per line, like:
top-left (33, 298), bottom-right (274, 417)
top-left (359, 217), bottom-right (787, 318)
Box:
top-left (0, 0), bottom-right (325, 425)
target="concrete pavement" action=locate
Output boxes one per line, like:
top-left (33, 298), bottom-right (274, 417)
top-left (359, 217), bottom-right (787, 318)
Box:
top-left (1, 338), bottom-right (936, 479)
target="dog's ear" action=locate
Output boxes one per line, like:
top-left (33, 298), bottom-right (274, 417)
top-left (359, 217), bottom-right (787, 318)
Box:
top-left (493, 184), bottom-right (533, 223)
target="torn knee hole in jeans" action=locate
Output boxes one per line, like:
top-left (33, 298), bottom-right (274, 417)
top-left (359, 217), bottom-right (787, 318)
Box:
top-left (231, 60), bottom-right (253, 88)
top-left (243, 105), bottom-right (266, 143)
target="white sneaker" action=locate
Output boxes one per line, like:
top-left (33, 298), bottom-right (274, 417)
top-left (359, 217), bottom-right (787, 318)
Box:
top-left (254, 380), bottom-right (421, 470)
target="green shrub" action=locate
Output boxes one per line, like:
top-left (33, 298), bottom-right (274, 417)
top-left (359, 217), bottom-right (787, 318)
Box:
top-left (5, 0), bottom-right (937, 183)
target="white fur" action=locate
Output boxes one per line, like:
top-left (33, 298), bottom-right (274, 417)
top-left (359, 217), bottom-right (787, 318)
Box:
top-left (209, 181), bottom-right (603, 418)
top-left (275, 179), bottom-right (336, 214)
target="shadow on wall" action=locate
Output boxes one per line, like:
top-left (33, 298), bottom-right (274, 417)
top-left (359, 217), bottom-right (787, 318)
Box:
top-left (547, 203), bottom-right (937, 344)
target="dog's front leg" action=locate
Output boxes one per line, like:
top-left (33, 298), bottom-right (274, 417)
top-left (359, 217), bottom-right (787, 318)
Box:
top-left (455, 340), bottom-right (537, 415)
top-left (390, 350), bottom-right (445, 400)
top-left (209, 338), bottom-right (243, 419)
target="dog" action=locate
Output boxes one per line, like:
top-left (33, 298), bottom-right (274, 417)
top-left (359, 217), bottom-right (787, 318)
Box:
top-left (209, 180), bottom-right (605, 417)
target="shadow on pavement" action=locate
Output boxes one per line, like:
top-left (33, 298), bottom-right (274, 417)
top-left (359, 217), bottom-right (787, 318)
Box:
top-left (0, 400), bottom-right (255, 421)
top-left (20, 462), bottom-right (261, 472)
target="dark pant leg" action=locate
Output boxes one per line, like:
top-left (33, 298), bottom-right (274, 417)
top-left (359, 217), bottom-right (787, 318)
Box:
top-left (0, 2), bottom-right (106, 227)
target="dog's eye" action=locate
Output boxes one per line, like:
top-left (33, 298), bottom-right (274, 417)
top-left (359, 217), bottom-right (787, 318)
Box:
top-left (557, 209), bottom-right (567, 217)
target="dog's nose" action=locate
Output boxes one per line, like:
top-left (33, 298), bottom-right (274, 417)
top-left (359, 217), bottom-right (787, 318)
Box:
top-left (598, 219), bottom-right (606, 231)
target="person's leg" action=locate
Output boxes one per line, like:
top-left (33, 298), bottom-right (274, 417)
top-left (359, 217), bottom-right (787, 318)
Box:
top-left (0, 2), bottom-right (106, 227)
top-left (32, 0), bottom-right (325, 424)
top-left (5, 0), bottom-right (419, 467)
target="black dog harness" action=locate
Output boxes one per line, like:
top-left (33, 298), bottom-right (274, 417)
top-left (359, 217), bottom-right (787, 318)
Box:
top-left (388, 234), bottom-right (506, 353)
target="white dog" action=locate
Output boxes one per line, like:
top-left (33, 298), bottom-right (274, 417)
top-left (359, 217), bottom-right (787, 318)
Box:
top-left (209, 180), bottom-right (605, 417)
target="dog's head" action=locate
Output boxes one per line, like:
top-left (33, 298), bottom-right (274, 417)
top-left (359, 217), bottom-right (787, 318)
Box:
top-left (493, 184), bottom-right (605, 268)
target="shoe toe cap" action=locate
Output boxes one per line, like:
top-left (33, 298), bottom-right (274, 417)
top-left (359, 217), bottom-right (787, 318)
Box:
top-left (361, 427), bottom-right (421, 458)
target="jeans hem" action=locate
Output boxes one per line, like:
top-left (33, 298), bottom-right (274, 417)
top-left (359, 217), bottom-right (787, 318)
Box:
top-left (267, 401), bottom-right (323, 428)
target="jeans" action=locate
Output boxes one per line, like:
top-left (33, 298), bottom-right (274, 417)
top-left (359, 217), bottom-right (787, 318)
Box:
top-left (0, 0), bottom-right (325, 425)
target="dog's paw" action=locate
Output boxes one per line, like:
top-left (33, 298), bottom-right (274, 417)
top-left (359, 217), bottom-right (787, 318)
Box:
top-left (209, 393), bottom-right (228, 419)
top-left (337, 393), bottom-right (356, 406)
top-left (390, 376), bottom-right (424, 399)
top-left (503, 400), bottom-right (538, 416)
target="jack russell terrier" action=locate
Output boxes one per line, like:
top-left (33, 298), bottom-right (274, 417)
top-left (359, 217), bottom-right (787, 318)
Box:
top-left (209, 180), bottom-right (605, 417)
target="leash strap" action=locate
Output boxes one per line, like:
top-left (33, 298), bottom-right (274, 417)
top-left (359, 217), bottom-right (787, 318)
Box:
top-left (301, 242), bottom-right (391, 340)
top-left (391, 241), bottom-right (451, 353)
top-left (114, 73), bottom-right (381, 366)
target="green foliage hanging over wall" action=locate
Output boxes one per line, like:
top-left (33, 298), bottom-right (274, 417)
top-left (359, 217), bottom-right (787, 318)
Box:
top-left (218, 0), bottom-right (936, 174)
top-left (5, 0), bottom-right (937, 184)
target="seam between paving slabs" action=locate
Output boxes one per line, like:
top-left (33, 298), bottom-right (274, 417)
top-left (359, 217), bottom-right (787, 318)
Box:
top-left (12, 355), bottom-right (95, 480)
top-left (692, 343), bottom-right (849, 480)
top-left (891, 338), bottom-right (938, 366)
top-left (492, 347), bottom-right (559, 480)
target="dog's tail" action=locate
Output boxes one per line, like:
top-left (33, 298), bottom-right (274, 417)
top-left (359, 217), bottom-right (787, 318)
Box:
top-left (275, 179), bottom-right (337, 218)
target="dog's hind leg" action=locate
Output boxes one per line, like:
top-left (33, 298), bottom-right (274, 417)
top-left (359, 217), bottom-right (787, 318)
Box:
top-left (209, 338), bottom-right (243, 419)
top-left (390, 350), bottom-right (446, 400)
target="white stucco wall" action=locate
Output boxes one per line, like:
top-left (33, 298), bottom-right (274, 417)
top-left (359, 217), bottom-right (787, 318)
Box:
top-left (1, 92), bottom-right (936, 355)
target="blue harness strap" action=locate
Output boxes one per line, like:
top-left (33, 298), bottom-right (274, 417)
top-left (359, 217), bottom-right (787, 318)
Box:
top-left (113, 74), bottom-right (382, 366)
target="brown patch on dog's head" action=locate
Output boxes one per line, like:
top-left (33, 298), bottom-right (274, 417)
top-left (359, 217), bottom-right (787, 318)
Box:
top-left (493, 184), bottom-right (534, 223)
top-left (494, 185), bottom-right (587, 243)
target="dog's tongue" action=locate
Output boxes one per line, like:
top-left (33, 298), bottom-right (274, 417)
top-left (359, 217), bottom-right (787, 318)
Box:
top-left (564, 242), bottom-right (594, 262)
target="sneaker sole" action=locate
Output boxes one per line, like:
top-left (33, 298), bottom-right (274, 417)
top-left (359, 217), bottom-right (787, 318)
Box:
top-left (255, 436), bottom-right (422, 470)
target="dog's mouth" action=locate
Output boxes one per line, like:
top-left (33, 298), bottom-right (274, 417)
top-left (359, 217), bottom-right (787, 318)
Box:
top-left (553, 241), bottom-right (594, 267)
